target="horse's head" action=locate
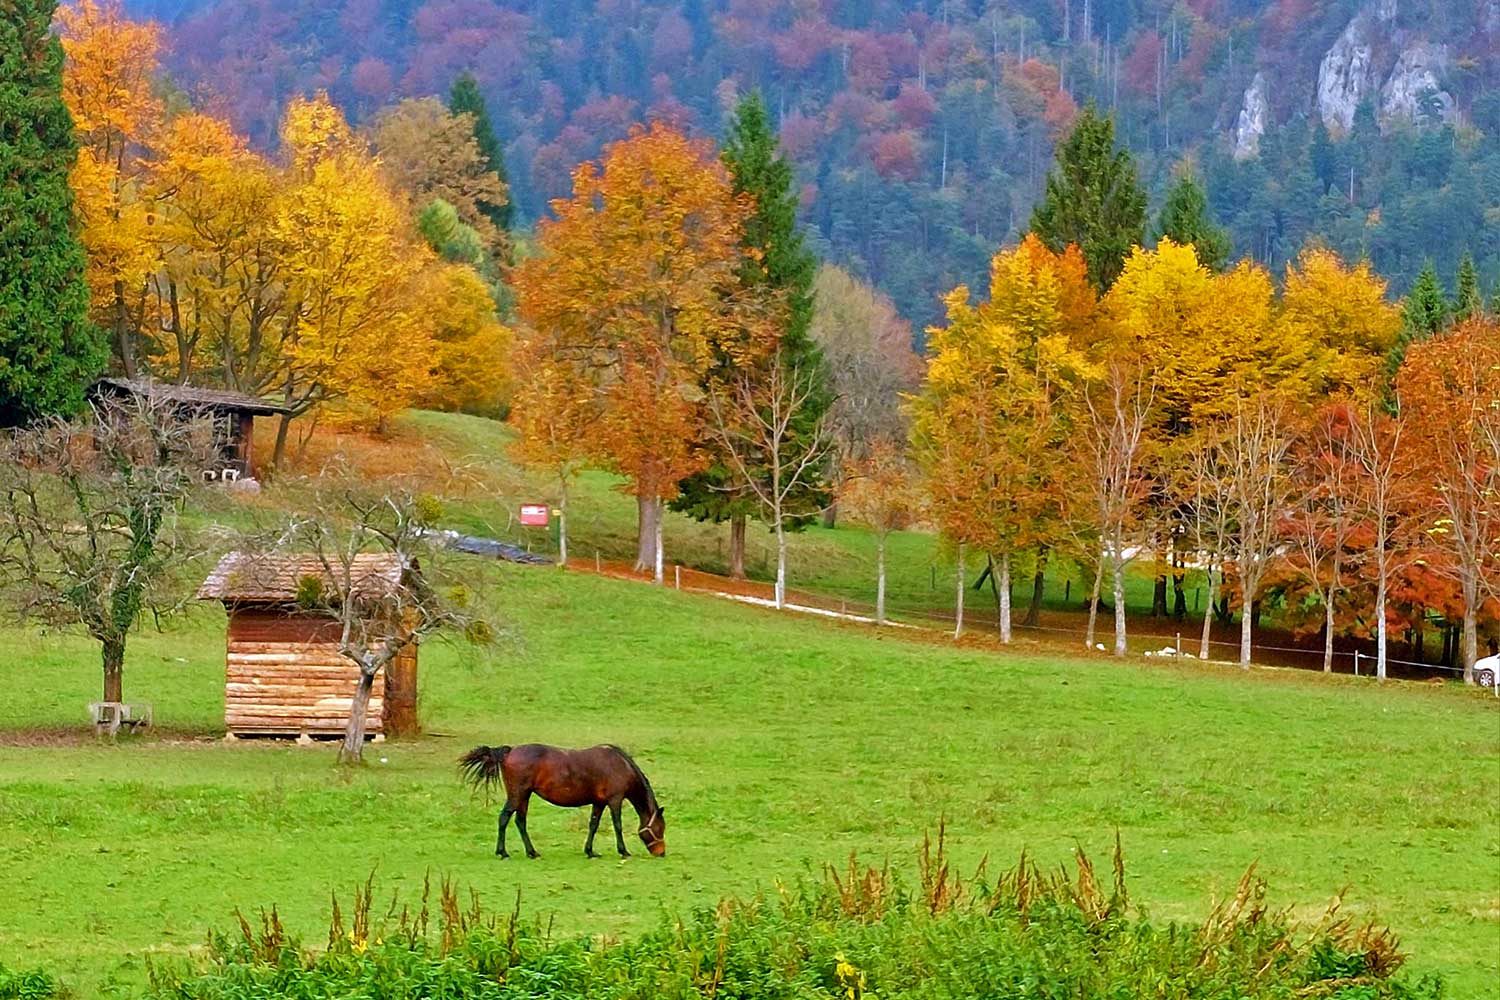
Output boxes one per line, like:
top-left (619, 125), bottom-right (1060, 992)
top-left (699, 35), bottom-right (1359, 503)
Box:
top-left (639, 806), bottom-right (666, 857)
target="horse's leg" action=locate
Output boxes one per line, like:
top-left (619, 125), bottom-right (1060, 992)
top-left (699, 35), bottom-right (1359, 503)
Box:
top-left (584, 802), bottom-right (605, 858)
top-left (495, 805), bottom-right (513, 859)
top-left (609, 799), bottom-right (630, 858)
top-left (515, 792), bottom-right (539, 859)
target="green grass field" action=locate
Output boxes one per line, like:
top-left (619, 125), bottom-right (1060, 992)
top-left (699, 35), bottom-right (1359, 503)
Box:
top-left (0, 412), bottom-right (1495, 997)
top-left (1, 563), bottom-right (1497, 996)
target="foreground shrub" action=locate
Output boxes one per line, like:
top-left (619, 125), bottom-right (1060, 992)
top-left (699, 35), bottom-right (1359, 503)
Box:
top-left (0, 963), bottom-right (60, 1000)
top-left (146, 831), bottom-right (1443, 999)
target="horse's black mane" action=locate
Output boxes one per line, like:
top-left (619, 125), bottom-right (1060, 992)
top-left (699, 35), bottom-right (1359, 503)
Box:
top-left (607, 744), bottom-right (657, 809)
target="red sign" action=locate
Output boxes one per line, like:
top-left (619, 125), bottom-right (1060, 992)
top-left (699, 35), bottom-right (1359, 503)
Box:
top-left (519, 504), bottom-right (550, 527)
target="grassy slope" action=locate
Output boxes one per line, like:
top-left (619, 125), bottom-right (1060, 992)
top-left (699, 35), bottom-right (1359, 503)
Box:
top-left (0, 411), bottom-right (1494, 995)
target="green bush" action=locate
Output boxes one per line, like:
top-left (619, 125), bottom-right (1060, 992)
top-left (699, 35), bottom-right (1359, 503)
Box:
top-left (145, 833), bottom-right (1443, 1000)
top-left (0, 963), bottom-right (61, 1000)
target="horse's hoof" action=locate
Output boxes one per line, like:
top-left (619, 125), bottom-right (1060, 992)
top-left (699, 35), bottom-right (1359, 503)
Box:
top-left (586, 851), bottom-right (601, 859)
top-left (526, 852), bottom-right (540, 860)
top-left (618, 850), bottom-right (631, 859)
top-left (496, 852), bottom-right (509, 859)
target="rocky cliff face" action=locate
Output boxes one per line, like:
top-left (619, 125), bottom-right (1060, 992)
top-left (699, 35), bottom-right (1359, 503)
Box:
top-left (1315, 5), bottom-right (1389, 132)
top-left (1379, 42), bottom-right (1455, 127)
top-left (1233, 72), bottom-right (1269, 161)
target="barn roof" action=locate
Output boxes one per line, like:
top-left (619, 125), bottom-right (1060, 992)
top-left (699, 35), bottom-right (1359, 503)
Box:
top-left (91, 377), bottom-right (290, 416)
top-left (197, 552), bottom-right (410, 603)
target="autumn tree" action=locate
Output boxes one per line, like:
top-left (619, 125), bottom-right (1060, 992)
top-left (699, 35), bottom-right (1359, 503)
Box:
top-left (1153, 171), bottom-right (1231, 272)
top-left (1284, 404), bottom-right (1362, 672)
top-left (0, 394), bottom-right (212, 705)
top-left (1279, 246), bottom-right (1402, 401)
top-left (840, 440), bottom-right (920, 625)
top-left (273, 95), bottom-right (435, 451)
top-left (1397, 319), bottom-right (1500, 681)
top-left (1030, 103), bottom-right (1147, 292)
top-left (1180, 424), bottom-right (1236, 661)
top-left (808, 264), bottom-right (921, 472)
top-left (58, 0), bottom-right (164, 379)
top-left (448, 73), bottom-right (512, 235)
top-left (513, 123), bottom-right (764, 583)
top-left (369, 96), bottom-right (509, 263)
top-left (673, 92), bottom-right (830, 578)
top-left (0, 0), bottom-right (104, 424)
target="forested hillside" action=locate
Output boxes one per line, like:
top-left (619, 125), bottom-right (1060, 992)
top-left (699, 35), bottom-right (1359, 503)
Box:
top-left (115, 0), bottom-right (1500, 328)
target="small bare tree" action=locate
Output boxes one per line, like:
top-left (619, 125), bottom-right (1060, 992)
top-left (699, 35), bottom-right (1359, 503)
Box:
top-left (0, 395), bottom-right (215, 706)
top-left (1348, 400), bottom-right (1410, 681)
top-left (1073, 363), bottom-right (1156, 656)
top-left (707, 351), bottom-right (834, 610)
top-left (1180, 426), bottom-right (1236, 662)
top-left (839, 439), bottom-right (921, 624)
top-left (1217, 394), bottom-right (1297, 669)
top-left (251, 480), bottom-right (487, 763)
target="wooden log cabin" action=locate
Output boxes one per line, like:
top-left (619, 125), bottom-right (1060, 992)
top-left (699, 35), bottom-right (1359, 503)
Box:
top-left (88, 377), bottom-right (288, 480)
top-left (197, 553), bottom-right (420, 738)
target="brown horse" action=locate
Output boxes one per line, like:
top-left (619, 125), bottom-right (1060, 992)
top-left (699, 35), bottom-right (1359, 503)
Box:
top-left (459, 744), bottom-right (666, 859)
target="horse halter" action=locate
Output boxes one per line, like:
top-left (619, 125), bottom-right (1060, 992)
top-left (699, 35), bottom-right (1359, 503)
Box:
top-left (638, 810), bottom-right (664, 846)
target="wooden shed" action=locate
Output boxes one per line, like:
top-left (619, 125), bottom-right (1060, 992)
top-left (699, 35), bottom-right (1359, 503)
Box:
top-left (88, 377), bottom-right (288, 480)
top-left (197, 552), bottom-right (420, 738)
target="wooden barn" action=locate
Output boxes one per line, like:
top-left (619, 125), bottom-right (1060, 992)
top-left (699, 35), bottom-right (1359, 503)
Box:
top-left (197, 553), bottom-right (420, 738)
top-left (88, 377), bottom-right (287, 480)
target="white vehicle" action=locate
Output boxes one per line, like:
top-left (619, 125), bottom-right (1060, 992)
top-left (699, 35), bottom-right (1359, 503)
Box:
top-left (1474, 654), bottom-right (1498, 689)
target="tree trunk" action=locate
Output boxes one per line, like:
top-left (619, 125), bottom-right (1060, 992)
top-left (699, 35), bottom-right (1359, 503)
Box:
top-left (997, 551), bottom-right (1012, 643)
top-left (114, 281), bottom-right (137, 379)
top-left (1023, 548), bottom-right (1046, 627)
top-left (1461, 579), bottom-right (1478, 684)
top-left (875, 533), bottom-right (887, 625)
top-left (774, 522), bottom-right (787, 610)
top-left (339, 669), bottom-right (376, 764)
top-left (953, 543), bottom-right (965, 640)
top-left (557, 478), bottom-right (569, 566)
top-left (654, 507), bottom-right (664, 586)
top-left (1085, 548), bottom-right (1104, 650)
top-left (635, 495), bottom-right (660, 575)
top-left (1199, 565), bottom-right (1216, 661)
top-left (1375, 574), bottom-right (1388, 681)
top-left (729, 513), bottom-right (747, 580)
top-left (822, 500), bottom-right (838, 529)
top-left (1239, 590), bottom-right (1253, 669)
top-left (272, 412), bottom-right (294, 472)
top-left (1171, 550), bottom-right (1187, 620)
top-left (1151, 545), bottom-right (1169, 617)
top-left (102, 635), bottom-right (125, 703)
top-left (1322, 597), bottom-right (1336, 673)
top-left (1112, 549), bottom-right (1127, 657)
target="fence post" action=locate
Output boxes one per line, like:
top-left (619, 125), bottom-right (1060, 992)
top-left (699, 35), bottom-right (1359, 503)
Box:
top-left (595, 550), bottom-right (601, 573)
top-left (1175, 633), bottom-right (1181, 659)
top-left (674, 565), bottom-right (681, 590)
top-left (1353, 650), bottom-right (1360, 676)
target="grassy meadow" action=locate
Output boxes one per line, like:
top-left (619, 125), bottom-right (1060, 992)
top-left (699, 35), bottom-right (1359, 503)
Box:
top-left (0, 412), bottom-right (1495, 996)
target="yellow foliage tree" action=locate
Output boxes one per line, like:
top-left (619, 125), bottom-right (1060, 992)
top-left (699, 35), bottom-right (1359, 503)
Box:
top-left (416, 263), bottom-right (513, 417)
top-left (1280, 246), bottom-right (1401, 400)
top-left (58, 0), bottom-right (164, 377)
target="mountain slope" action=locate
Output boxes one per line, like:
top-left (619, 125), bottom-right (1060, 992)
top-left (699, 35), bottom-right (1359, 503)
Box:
top-left (125, 0), bottom-right (1500, 327)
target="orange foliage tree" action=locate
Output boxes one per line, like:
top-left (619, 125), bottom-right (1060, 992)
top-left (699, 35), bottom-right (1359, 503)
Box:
top-left (1396, 319), bottom-right (1500, 680)
top-left (513, 123), bottom-right (767, 582)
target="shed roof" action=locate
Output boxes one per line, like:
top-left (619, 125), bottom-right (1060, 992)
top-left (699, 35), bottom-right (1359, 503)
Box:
top-left (91, 378), bottom-right (290, 416)
top-left (197, 552), bottom-right (410, 603)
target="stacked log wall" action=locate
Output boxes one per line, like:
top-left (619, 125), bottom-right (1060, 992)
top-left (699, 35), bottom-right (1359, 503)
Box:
top-left (224, 608), bottom-right (385, 735)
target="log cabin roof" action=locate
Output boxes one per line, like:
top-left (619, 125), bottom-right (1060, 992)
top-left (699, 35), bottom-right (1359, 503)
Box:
top-left (198, 552), bottom-right (410, 603)
top-left (91, 378), bottom-right (290, 416)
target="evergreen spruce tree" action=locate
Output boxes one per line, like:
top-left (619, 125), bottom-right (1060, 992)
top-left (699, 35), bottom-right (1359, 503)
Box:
top-left (448, 72), bottom-right (512, 233)
top-left (1030, 103), bottom-right (1147, 291)
top-left (1154, 172), bottom-right (1232, 271)
top-left (1389, 260), bottom-right (1449, 381)
top-left (670, 91), bottom-right (832, 579)
top-left (0, 0), bottom-right (104, 425)
top-left (1454, 252), bottom-right (1482, 321)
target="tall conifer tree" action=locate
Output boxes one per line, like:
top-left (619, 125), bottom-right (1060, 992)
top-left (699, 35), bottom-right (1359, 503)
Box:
top-left (672, 92), bottom-right (831, 578)
top-left (448, 72), bottom-right (512, 233)
top-left (1030, 103), bottom-right (1147, 292)
top-left (0, 0), bottom-right (104, 424)
top-left (1154, 172), bottom-right (1231, 272)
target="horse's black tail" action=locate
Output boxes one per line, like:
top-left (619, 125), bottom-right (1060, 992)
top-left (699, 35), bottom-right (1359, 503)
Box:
top-left (459, 745), bottom-right (510, 791)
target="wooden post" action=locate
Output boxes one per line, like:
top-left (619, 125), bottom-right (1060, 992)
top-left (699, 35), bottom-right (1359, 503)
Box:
top-left (674, 565), bottom-right (681, 590)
